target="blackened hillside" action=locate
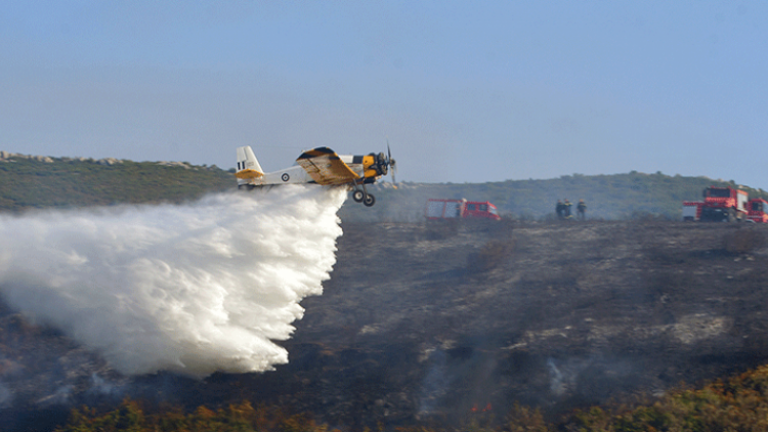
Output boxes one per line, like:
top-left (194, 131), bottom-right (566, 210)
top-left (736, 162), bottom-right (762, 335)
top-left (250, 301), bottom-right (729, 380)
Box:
top-left (2, 219), bottom-right (768, 431)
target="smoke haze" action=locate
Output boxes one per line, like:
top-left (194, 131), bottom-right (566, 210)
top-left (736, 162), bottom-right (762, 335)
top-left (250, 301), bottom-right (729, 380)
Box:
top-left (0, 186), bottom-right (346, 378)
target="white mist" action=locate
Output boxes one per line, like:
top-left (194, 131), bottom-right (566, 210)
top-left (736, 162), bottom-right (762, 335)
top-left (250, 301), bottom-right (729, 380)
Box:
top-left (0, 185), bottom-right (346, 378)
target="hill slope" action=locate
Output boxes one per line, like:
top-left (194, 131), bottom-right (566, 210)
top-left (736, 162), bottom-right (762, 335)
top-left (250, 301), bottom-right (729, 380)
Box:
top-left (2, 219), bottom-right (768, 431)
top-left (341, 173), bottom-right (768, 222)
top-left (3, 151), bottom-right (768, 219)
top-left (0, 153), bottom-right (232, 211)
top-left (3, 155), bottom-right (768, 430)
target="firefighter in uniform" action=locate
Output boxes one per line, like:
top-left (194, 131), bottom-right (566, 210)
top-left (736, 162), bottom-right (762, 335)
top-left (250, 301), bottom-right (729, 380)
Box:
top-left (556, 200), bottom-right (565, 219)
top-left (577, 199), bottom-right (587, 220)
top-left (564, 199), bottom-right (573, 219)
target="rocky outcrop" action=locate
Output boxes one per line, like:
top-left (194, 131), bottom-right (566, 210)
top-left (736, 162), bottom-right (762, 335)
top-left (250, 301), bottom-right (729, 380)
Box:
top-left (157, 161), bottom-right (191, 169)
top-left (0, 152), bottom-right (54, 163)
top-left (0, 151), bottom-right (125, 166)
top-left (95, 158), bottom-right (123, 166)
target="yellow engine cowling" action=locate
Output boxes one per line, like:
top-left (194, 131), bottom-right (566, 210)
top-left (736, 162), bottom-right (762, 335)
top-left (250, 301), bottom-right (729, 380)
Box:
top-left (362, 155), bottom-right (377, 178)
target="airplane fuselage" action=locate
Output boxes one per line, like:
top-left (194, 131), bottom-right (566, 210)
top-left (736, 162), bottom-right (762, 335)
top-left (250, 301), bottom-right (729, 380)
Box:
top-left (237, 153), bottom-right (385, 187)
top-left (235, 146), bottom-right (395, 207)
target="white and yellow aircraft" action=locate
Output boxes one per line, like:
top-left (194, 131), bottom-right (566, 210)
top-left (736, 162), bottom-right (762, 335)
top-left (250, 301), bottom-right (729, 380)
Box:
top-left (235, 146), bottom-right (397, 207)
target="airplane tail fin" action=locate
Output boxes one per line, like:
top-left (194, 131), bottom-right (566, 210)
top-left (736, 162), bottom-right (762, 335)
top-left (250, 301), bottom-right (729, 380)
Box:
top-left (235, 146), bottom-right (264, 182)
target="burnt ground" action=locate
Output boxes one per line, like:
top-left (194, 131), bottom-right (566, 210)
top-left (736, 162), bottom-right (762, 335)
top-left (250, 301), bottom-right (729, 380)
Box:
top-left (3, 220), bottom-right (768, 430)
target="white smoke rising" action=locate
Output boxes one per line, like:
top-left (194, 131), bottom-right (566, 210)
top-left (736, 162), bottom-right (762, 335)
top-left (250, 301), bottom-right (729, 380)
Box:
top-left (0, 186), bottom-right (346, 378)
top-left (0, 380), bottom-right (12, 408)
top-left (547, 358), bottom-right (566, 396)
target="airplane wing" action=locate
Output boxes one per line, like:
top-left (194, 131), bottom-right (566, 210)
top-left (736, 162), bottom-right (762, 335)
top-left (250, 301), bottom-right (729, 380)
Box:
top-left (296, 147), bottom-right (360, 185)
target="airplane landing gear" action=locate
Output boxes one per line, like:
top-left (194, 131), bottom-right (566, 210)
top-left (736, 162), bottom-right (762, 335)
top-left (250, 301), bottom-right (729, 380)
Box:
top-left (352, 185), bottom-right (376, 206)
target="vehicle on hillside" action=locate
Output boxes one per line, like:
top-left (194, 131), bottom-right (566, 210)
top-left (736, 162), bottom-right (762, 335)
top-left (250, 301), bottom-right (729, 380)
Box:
top-left (425, 198), bottom-right (501, 221)
top-left (682, 186), bottom-right (750, 222)
top-left (682, 201), bottom-right (703, 221)
top-left (748, 198), bottom-right (768, 223)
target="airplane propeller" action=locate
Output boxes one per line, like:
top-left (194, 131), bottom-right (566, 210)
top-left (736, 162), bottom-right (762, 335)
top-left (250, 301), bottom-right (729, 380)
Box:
top-left (386, 142), bottom-right (398, 187)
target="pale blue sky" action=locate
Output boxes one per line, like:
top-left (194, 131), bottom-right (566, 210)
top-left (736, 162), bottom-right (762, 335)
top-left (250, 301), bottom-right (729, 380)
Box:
top-left (1, 1), bottom-right (767, 187)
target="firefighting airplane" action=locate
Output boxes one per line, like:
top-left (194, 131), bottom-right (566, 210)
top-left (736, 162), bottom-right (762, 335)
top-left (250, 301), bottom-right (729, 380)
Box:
top-left (235, 145), bottom-right (397, 207)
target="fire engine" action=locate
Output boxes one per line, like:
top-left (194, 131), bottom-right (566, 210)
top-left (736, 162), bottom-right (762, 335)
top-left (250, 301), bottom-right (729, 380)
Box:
top-left (682, 186), bottom-right (753, 222)
top-left (681, 201), bottom-right (703, 221)
top-left (748, 198), bottom-right (768, 223)
top-left (425, 199), bottom-right (501, 221)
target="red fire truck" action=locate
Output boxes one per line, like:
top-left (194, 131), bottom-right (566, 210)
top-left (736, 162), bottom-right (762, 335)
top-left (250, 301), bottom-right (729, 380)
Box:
top-left (425, 199), bottom-right (501, 221)
top-left (682, 201), bottom-right (703, 221)
top-left (682, 186), bottom-right (749, 222)
top-left (747, 198), bottom-right (768, 223)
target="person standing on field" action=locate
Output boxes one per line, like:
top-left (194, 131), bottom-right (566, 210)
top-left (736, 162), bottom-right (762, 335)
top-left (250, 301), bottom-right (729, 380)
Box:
top-left (577, 199), bottom-right (587, 220)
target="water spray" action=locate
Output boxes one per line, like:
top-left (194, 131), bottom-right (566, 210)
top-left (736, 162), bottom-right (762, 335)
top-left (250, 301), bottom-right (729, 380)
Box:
top-left (0, 186), bottom-right (346, 378)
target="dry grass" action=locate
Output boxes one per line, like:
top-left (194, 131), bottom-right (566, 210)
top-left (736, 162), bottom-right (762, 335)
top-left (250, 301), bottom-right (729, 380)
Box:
top-left (467, 239), bottom-right (516, 276)
top-left (722, 228), bottom-right (766, 255)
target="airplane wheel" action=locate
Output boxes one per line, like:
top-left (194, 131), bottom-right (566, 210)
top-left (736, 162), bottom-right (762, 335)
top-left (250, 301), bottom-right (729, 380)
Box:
top-left (364, 194), bottom-right (375, 207)
top-left (353, 190), bottom-right (365, 202)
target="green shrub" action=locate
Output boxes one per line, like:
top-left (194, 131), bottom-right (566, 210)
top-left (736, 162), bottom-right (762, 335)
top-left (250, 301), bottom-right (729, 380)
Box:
top-left (56, 399), bottom-right (334, 432)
